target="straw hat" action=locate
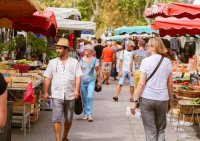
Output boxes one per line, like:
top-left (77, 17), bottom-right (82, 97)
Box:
top-left (54, 38), bottom-right (69, 48)
top-left (127, 40), bottom-right (135, 46)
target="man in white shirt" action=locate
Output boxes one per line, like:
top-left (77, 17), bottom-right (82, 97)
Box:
top-left (113, 41), bottom-right (135, 102)
top-left (44, 38), bottom-right (82, 141)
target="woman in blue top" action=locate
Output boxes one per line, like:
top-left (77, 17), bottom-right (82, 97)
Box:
top-left (80, 44), bottom-right (101, 122)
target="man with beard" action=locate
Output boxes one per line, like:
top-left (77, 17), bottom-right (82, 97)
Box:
top-left (44, 38), bottom-right (82, 141)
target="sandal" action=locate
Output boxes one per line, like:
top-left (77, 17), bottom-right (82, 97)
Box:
top-left (130, 98), bottom-right (134, 102)
top-left (113, 96), bottom-right (118, 102)
top-left (82, 116), bottom-right (88, 120)
top-left (62, 137), bottom-right (69, 141)
top-left (105, 82), bottom-right (110, 85)
top-left (88, 116), bottom-right (93, 122)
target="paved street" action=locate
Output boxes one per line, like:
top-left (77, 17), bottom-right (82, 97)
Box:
top-left (11, 80), bottom-right (192, 141)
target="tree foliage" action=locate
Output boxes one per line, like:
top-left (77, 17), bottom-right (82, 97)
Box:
top-left (39, 0), bottom-right (179, 37)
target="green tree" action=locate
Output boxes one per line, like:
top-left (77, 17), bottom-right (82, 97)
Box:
top-left (39, 0), bottom-right (180, 37)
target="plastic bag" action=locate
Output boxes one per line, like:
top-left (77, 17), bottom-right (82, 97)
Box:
top-left (24, 82), bottom-right (35, 103)
top-left (126, 107), bottom-right (141, 119)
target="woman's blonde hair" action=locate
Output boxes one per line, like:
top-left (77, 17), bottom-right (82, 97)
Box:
top-left (148, 37), bottom-right (167, 55)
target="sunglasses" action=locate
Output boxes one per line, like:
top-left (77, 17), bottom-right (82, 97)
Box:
top-left (147, 44), bottom-right (153, 47)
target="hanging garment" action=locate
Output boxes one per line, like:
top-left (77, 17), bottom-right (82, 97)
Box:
top-left (195, 39), bottom-right (200, 61)
top-left (68, 33), bottom-right (74, 48)
top-left (170, 38), bottom-right (181, 54)
top-left (178, 36), bottom-right (187, 49)
top-left (189, 41), bottom-right (196, 57)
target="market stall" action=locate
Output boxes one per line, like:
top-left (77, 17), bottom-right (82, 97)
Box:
top-left (144, 2), bottom-right (200, 131)
top-left (114, 26), bottom-right (158, 35)
top-left (47, 7), bottom-right (81, 19)
top-left (151, 17), bottom-right (200, 37)
top-left (0, 10), bottom-right (57, 37)
top-left (105, 34), bottom-right (153, 41)
top-left (56, 19), bottom-right (96, 31)
top-left (0, 3), bottom-right (57, 137)
top-left (0, 0), bottom-right (42, 18)
top-left (144, 2), bottom-right (200, 19)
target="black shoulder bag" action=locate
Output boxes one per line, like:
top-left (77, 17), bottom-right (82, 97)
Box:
top-left (145, 56), bottom-right (164, 84)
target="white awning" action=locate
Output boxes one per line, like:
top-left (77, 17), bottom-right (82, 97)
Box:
top-left (57, 19), bottom-right (96, 31)
top-left (47, 7), bottom-right (81, 19)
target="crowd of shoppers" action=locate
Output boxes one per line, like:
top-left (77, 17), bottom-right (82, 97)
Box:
top-left (0, 36), bottom-right (172, 141)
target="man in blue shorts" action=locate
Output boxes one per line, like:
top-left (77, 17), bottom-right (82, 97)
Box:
top-left (113, 41), bottom-right (135, 102)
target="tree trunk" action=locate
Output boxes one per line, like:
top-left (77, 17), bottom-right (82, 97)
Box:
top-left (90, 0), bottom-right (100, 22)
top-left (144, 0), bottom-right (151, 25)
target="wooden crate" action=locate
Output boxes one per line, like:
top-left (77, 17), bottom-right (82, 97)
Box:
top-left (178, 90), bottom-right (200, 98)
top-left (177, 104), bottom-right (200, 115)
top-left (0, 69), bottom-right (18, 74)
top-left (181, 114), bottom-right (200, 123)
top-left (5, 77), bottom-right (12, 87)
top-left (12, 77), bottom-right (31, 88)
top-left (30, 113), bottom-right (39, 123)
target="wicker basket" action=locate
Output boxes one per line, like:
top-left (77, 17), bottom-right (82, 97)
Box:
top-left (178, 90), bottom-right (200, 98)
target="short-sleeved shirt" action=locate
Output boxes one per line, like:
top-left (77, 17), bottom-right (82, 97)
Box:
top-left (132, 49), bottom-right (149, 70)
top-left (44, 57), bottom-right (83, 100)
top-left (119, 50), bottom-right (134, 72)
top-left (80, 57), bottom-right (99, 82)
top-left (101, 47), bottom-right (114, 62)
top-left (0, 73), bottom-right (7, 95)
top-left (140, 54), bottom-right (172, 101)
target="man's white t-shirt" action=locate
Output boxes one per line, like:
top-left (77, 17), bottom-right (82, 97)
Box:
top-left (44, 57), bottom-right (83, 100)
top-left (140, 54), bottom-right (172, 101)
top-left (119, 50), bottom-right (134, 72)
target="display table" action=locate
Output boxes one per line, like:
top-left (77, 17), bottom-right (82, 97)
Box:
top-left (7, 81), bottom-right (42, 137)
top-left (177, 99), bottom-right (200, 134)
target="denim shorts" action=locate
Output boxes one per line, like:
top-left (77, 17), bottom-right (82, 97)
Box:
top-left (119, 71), bottom-right (134, 86)
top-left (52, 99), bottom-right (75, 123)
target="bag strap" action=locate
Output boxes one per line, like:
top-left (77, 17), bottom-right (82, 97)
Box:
top-left (146, 56), bottom-right (164, 84)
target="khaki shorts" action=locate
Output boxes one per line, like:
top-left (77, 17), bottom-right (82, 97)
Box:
top-left (52, 99), bottom-right (75, 123)
top-left (101, 62), bottom-right (112, 73)
top-left (134, 70), bottom-right (140, 88)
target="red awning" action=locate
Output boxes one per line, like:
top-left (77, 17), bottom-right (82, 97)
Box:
top-left (144, 2), bottom-right (200, 19)
top-left (0, 0), bottom-right (43, 18)
top-left (0, 10), bottom-right (57, 37)
top-left (151, 17), bottom-right (200, 36)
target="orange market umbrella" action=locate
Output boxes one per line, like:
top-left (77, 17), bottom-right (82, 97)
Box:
top-left (0, 10), bottom-right (57, 37)
top-left (0, 0), bottom-right (43, 18)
